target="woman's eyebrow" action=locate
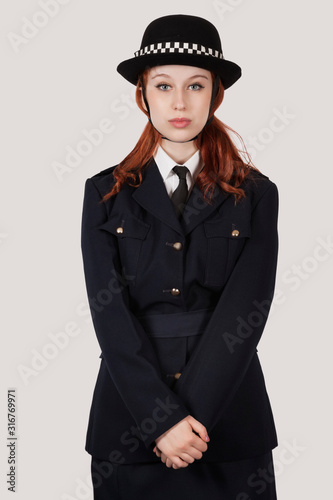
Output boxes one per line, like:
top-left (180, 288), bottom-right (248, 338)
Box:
top-left (151, 73), bottom-right (209, 80)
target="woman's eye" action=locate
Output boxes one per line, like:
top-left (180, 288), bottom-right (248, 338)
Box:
top-left (189, 84), bottom-right (204, 91)
top-left (156, 84), bottom-right (171, 91)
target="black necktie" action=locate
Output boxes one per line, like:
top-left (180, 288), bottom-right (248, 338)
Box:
top-left (171, 165), bottom-right (189, 217)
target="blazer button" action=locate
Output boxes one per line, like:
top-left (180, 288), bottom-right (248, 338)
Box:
top-left (174, 372), bottom-right (182, 380)
top-left (116, 227), bottom-right (124, 234)
top-left (171, 288), bottom-right (180, 296)
top-left (231, 229), bottom-right (239, 237)
top-left (173, 242), bottom-right (183, 251)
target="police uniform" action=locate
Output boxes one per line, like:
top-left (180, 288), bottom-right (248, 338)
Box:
top-left (81, 13), bottom-right (280, 500)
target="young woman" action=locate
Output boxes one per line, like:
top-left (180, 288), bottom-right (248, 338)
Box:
top-left (81, 14), bottom-right (279, 500)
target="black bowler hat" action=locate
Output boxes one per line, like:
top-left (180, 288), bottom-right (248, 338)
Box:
top-left (117, 14), bottom-right (241, 90)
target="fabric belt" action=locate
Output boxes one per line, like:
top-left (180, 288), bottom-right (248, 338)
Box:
top-left (136, 308), bottom-right (214, 338)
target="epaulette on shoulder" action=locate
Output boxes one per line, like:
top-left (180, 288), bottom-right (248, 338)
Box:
top-left (246, 166), bottom-right (269, 181)
top-left (91, 164), bottom-right (118, 179)
top-left (88, 164), bottom-right (118, 198)
top-left (241, 167), bottom-right (274, 199)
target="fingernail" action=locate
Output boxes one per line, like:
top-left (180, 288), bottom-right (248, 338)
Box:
top-left (205, 435), bottom-right (210, 441)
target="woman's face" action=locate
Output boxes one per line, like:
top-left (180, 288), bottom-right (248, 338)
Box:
top-left (143, 65), bottom-right (213, 143)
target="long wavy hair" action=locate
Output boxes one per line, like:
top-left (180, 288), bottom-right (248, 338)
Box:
top-left (101, 68), bottom-right (258, 205)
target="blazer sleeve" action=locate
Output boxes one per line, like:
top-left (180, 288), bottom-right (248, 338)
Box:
top-left (173, 181), bottom-right (279, 433)
top-left (81, 177), bottom-right (190, 449)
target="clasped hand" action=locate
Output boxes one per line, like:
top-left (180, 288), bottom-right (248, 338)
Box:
top-left (152, 415), bottom-right (210, 469)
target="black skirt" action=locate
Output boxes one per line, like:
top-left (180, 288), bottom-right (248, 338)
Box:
top-left (91, 451), bottom-right (277, 500)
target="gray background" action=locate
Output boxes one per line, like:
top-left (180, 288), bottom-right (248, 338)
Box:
top-left (1, 0), bottom-right (332, 498)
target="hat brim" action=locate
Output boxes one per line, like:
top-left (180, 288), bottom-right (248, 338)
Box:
top-left (117, 53), bottom-right (241, 90)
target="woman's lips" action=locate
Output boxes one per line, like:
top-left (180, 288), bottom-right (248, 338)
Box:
top-left (168, 118), bottom-right (191, 128)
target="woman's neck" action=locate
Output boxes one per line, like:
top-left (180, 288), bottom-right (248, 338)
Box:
top-left (160, 139), bottom-right (199, 165)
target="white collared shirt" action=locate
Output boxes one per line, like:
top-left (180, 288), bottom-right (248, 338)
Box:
top-left (153, 145), bottom-right (204, 198)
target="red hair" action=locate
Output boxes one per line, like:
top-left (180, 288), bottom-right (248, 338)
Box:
top-left (101, 69), bottom-right (259, 204)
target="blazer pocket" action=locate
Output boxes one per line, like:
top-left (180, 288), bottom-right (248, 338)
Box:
top-left (203, 218), bottom-right (251, 287)
top-left (98, 212), bottom-right (150, 283)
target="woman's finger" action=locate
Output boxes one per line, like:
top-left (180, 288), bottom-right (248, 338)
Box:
top-left (179, 452), bottom-right (196, 464)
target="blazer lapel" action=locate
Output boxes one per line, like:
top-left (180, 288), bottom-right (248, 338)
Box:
top-left (132, 158), bottom-right (231, 235)
top-left (181, 182), bottom-right (231, 235)
top-left (132, 159), bottom-right (184, 235)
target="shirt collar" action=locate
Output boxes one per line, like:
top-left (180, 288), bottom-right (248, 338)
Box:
top-left (153, 144), bottom-right (204, 183)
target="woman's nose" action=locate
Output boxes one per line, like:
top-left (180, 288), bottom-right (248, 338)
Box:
top-left (172, 90), bottom-right (186, 110)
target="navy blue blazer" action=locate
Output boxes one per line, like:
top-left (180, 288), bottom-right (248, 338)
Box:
top-left (80, 158), bottom-right (279, 464)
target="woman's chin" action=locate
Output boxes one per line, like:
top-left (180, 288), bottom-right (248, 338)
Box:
top-left (160, 125), bottom-right (201, 143)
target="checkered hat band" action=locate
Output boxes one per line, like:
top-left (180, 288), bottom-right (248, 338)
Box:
top-left (134, 41), bottom-right (224, 59)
